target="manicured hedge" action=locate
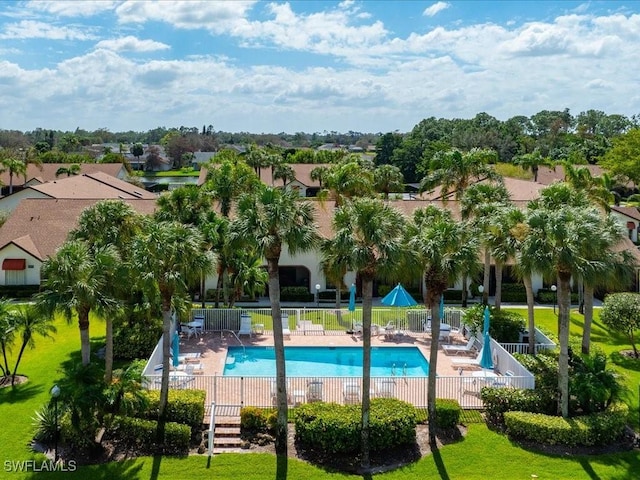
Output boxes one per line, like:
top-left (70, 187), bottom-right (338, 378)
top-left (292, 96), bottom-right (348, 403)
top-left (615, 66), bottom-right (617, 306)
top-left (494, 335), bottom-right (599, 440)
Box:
top-left (435, 399), bottom-right (462, 429)
top-left (113, 320), bottom-right (162, 360)
top-left (281, 286), bottom-right (314, 302)
top-left (240, 406), bottom-right (276, 432)
top-left (504, 403), bottom-right (629, 447)
top-left (500, 283), bottom-right (527, 302)
top-left (142, 389), bottom-right (206, 435)
top-left (0, 285), bottom-right (40, 299)
top-left (109, 416), bottom-right (190, 455)
top-left (294, 398), bottom-right (418, 454)
top-left (480, 387), bottom-right (553, 426)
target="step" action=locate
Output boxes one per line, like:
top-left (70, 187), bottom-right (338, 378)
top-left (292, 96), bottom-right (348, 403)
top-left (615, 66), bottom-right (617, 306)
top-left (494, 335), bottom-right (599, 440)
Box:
top-left (213, 437), bottom-right (244, 448)
top-left (215, 427), bottom-right (240, 436)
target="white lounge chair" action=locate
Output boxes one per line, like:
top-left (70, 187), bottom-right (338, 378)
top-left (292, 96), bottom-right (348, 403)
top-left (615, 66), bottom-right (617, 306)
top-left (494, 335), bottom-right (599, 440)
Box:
top-left (374, 379), bottom-right (396, 398)
top-left (270, 379), bottom-right (292, 405)
top-left (442, 336), bottom-right (476, 355)
top-left (239, 313), bottom-right (252, 337)
top-left (450, 347), bottom-right (484, 366)
top-left (306, 380), bottom-right (324, 402)
top-left (280, 313), bottom-right (291, 339)
top-left (343, 379), bottom-right (361, 404)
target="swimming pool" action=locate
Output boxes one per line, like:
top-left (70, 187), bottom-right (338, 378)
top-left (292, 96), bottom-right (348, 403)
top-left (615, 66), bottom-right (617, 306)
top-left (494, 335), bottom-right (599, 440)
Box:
top-left (224, 346), bottom-right (429, 377)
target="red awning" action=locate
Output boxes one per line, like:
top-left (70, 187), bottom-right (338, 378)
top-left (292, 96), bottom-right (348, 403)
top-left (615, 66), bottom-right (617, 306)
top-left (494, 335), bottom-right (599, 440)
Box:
top-left (627, 221), bottom-right (636, 230)
top-left (2, 259), bottom-right (26, 270)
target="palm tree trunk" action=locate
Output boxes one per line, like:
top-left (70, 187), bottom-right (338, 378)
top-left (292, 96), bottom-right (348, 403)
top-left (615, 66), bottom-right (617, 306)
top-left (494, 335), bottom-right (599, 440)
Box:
top-left (360, 277), bottom-right (373, 469)
top-left (461, 273), bottom-right (468, 308)
top-left (267, 258), bottom-right (288, 458)
top-left (9, 172), bottom-right (14, 195)
top-left (494, 262), bottom-right (503, 310)
top-left (426, 284), bottom-right (441, 445)
top-left (523, 275), bottom-right (536, 355)
top-left (581, 284), bottom-right (595, 354)
top-left (158, 298), bottom-right (172, 428)
top-left (11, 338), bottom-right (29, 386)
top-left (104, 317), bottom-right (114, 383)
top-left (557, 272), bottom-right (572, 418)
top-left (78, 306), bottom-right (91, 366)
top-left (483, 248), bottom-right (490, 305)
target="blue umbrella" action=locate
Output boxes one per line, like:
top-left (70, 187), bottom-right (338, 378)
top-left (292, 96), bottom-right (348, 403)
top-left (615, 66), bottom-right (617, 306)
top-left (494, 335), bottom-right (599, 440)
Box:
top-left (348, 283), bottom-right (356, 312)
top-left (172, 331), bottom-right (180, 368)
top-left (479, 306), bottom-right (494, 370)
top-left (381, 283), bottom-right (417, 307)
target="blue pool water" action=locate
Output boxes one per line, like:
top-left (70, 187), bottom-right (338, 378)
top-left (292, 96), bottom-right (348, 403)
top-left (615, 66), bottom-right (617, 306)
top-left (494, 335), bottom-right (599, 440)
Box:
top-left (224, 346), bottom-right (429, 377)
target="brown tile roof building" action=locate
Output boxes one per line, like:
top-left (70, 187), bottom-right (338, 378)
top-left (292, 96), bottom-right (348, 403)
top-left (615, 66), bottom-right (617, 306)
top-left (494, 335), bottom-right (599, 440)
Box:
top-left (0, 163), bottom-right (127, 187)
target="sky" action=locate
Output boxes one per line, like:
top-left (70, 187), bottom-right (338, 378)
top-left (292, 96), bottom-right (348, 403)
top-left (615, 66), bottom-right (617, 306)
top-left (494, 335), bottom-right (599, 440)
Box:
top-left (0, 0), bottom-right (639, 135)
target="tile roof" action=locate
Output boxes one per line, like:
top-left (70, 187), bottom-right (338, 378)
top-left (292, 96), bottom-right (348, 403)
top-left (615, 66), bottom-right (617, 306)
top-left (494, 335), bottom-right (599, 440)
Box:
top-left (612, 205), bottom-right (640, 222)
top-left (0, 163), bottom-right (126, 186)
top-left (28, 172), bottom-right (156, 200)
top-left (0, 198), bottom-right (157, 260)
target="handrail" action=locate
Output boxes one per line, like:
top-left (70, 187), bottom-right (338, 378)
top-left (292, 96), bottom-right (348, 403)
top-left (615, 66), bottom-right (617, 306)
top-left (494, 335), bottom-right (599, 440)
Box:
top-left (222, 329), bottom-right (245, 356)
top-left (207, 401), bottom-right (216, 456)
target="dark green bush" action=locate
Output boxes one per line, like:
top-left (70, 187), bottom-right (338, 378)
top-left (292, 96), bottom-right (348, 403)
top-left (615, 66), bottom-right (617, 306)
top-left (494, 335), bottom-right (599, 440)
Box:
top-left (0, 285), bottom-right (39, 299)
top-left (536, 288), bottom-right (578, 304)
top-left (443, 289), bottom-right (463, 301)
top-left (480, 387), bottom-right (553, 426)
top-left (504, 403), bottom-right (628, 447)
top-left (113, 319), bottom-right (162, 360)
top-left (142, 390), bottom-right (206, 435)
top-left (294, 399), bottom-right (418, 454)
top-left (463, 304), bottom-right (525, 342)
top-left (513, 352), bottom-right (559, 402)
top-left (435, 399), bottom-right (462, 429)
top-left (281, 286), bottom-right (314, 302)
top-left (109, 415), bottom-right (190, 455)
top-left (500, 283), bottom-right (527, 302)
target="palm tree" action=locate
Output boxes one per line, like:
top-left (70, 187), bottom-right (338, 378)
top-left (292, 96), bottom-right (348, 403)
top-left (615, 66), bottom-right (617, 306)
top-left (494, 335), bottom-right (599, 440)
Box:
top-left (523, 183), bottom-right (610, 417)
top-left (322, 159), bottom-right (375, 206)
top-left (330, 198), bottom-right (405, 469)
top-left (461, 183), bottom-right (511, 304)
top-left (36, 240), bottom-right (120, 366)
top-left (319, 237), bottom-right (350, 315)
top-left (55, 163), bottom-right (81, 177)
top-left (310, 165), bottom-right (329, 189)
top-left (373, 164), bottom-right (404, 200)
top-left (131, 220), bottom-right (214, 428)
top-left (513, 150), bottom-right (553, 182)
top-left (0, 156), bottom-right (27, 194)
top-left (273, 163), bottom-right (296, 187)
top-left (231, 185), bottom-right (319, 459)
top-left (70, 200), bottom-right (144, 382)
top-left (419, 148), bottom-right (501, 201)
top-left (0, 299), bottom-right (16, 381)
top-left (406, 205), bottom-right (478, 443)
top-left (562, 161), bottom-right (614, 211)
top-left (9, 304), bottom-right (57, 386)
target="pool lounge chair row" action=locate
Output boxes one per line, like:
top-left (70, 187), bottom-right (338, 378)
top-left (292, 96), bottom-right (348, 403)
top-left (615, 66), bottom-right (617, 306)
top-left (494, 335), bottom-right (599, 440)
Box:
top-left (271, 379), bottom-right (396, 405)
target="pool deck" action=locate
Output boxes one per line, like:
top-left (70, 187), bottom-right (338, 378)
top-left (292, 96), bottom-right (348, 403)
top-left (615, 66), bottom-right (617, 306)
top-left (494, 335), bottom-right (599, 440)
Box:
top-left (178, 328), bottom-right (483, 379)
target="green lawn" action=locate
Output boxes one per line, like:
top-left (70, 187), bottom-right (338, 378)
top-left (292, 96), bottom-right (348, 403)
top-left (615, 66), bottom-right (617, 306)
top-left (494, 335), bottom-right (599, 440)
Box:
top-left (2, 308), bottom-right (639, 479)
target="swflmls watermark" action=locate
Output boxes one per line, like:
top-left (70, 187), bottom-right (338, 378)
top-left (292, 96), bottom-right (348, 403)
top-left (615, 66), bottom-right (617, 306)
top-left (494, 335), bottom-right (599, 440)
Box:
top-left (4, 460), bottom-right (77, 473)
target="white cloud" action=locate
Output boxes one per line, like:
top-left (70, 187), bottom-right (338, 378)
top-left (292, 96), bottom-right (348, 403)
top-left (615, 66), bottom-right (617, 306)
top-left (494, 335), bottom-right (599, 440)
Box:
top-left (25, 0), bottom-right (119, 17)
top-left (0, 20), bottom-right (98, 40)
top-left (423, 2), bottom-right (450, 18)
top-left (115, 0), bottom-right (257, 26)
top-left (95, 35), bottom-right (170, 52)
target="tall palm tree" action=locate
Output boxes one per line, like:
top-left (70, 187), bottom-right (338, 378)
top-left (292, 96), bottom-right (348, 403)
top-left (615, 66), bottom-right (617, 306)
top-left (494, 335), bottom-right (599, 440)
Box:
top-left (513, 150), bottom-right (553, 182)
top-left (419, 147), bottom-right (501, 202)
top-left (330, 198), bottom-right (405, 469)
top-left (319, 237), bottom-right (350, 319)
top-left (55, 163), bottom-right (81, 177)
top-left (0, 299), bottom-right (15, 380)
top-left (373, 164), bottom-right (404, 200)
top-left (322, 159), bottom-right (375, 206)
top-left (406, 205), bottom-right (478, 443)
top-left (231, 185), bottom-right (319, 459)
top-left (310, 165), bottom-right (329, 189)
top-left (523, 183), bottom-right (608, 417)
top-left (273, 163), bottom-right (296, 187)
top-left (9, 304), bottom-right (57, 386)
top-left (0, 156), bottom-right (27, 194)
top-left (131, 221), bottom-right (215, 427)
top-left (562, 161), bottom-right (614, 211)
top-left (37, 240), bottom-right (120, 366)
top-left (461, 183), bottom-right (511, 304)
top-left (70, 200), bottom-right (144, 382)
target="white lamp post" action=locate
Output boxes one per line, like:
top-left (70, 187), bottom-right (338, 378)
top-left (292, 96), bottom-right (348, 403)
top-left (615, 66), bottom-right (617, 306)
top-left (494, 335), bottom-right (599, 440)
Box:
top-left (478, 285), bottom-right (485, 305)
top-left (315, 283), bottom-right (321, 308)
top-left (551, 284), bottom-right (557, 314)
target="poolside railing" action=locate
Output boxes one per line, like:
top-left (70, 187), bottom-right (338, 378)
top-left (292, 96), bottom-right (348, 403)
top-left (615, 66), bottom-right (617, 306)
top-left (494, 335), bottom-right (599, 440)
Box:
top-left (188, 307), bottom-right (464, 336)
top-left (144, 372), bottom-right (534, 412)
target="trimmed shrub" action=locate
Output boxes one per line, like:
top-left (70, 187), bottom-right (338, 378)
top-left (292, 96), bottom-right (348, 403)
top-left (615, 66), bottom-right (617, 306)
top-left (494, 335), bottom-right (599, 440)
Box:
top-left (536, 288), bottom-right (579, 304)
top-left (113, 320), bottom-right (162, 360)
top-left (0, 285), bottom-right (40, 299)
top-left (142, 389), bottom-right (206, 435)
top-left (109, 415), bottom-right (190, 455)
top-left (443, 289), bottom-right (463, 301)
top-left (463, 304), bottom-right (525, 342)
top-left (500, 283), bottom-right (527, 303)
top-left (435, 399), bottom-right (462, 429)
top-left (281, 286), bottom-right (314, 302)
top-left (294, 398), bottom-right (418, 454)
top-left (504, 403), bottom-right (629, 447)
top-left (480, 387), bottom-right (552, 426)
top-left (241, 406), bottom-right (268, 431)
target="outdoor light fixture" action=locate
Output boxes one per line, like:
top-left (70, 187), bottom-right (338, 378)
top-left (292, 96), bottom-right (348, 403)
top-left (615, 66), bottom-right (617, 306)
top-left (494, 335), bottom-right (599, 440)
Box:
top-left (50, 384), bottom-right (61, 463)
top-left (478, 285), bottom-right (485, 305)
top-left (315, 283), bottom-right (321, 308)
top-left (551, 285), bottom-right (557, 314)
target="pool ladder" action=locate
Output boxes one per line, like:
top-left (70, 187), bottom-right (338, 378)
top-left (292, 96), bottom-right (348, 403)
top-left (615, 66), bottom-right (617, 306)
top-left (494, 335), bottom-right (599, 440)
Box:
top-left (391, 363), bottom-right (408, 377)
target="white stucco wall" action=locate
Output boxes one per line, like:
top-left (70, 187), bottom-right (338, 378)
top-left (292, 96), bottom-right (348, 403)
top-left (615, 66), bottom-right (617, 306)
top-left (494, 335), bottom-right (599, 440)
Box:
top-left (0, 245), bottom-right (41, 286)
